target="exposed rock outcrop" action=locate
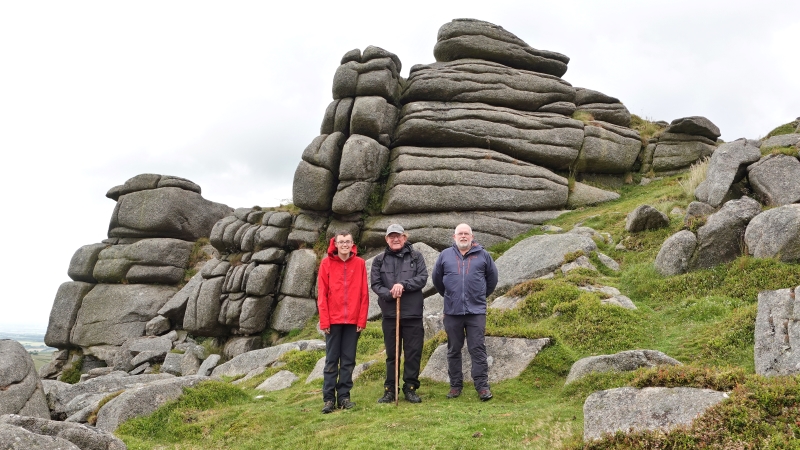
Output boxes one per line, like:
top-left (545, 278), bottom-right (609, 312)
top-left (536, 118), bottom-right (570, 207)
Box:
top-left (0, 340), bottom-right (50, 419)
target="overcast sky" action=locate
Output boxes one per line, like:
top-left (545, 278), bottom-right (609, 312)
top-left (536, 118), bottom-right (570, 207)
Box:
top-left (1, 1), bottom-right (798, 332)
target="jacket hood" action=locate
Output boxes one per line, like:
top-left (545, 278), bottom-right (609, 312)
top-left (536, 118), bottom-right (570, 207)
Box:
top-left (327, 236), bottom-right (359, 258)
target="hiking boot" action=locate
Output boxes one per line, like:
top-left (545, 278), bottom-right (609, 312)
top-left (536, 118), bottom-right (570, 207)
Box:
top-left (322, 400), bottom-right (336, 414)
top-left (446, 387), bottom-right (462, 399)
top-left (478, 389), bottom-right (493, 402)
top-left (377, 388), bottom-right (395, 403)
top-left (404, 388), bottom-right (422, 404)
top-left (338, 398), bottom-right (355, 410)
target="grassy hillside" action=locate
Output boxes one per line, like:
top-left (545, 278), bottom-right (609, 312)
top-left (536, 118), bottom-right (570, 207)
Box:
top-left (115, 174), bottom-right (800, 449)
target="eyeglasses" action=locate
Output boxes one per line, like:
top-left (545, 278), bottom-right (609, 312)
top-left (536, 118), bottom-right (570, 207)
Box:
top-left (336, 240), bottom-right (353, 245)
top-left (455, 232), bottom-right (472, 236)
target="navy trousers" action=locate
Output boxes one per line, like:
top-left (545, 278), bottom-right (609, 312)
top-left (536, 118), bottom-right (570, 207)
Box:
top-left (443, 314), bottom-right (490, 391)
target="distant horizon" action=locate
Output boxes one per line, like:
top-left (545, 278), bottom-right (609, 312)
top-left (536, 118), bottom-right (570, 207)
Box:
top-left (0, 322), bottom-right (48, 334)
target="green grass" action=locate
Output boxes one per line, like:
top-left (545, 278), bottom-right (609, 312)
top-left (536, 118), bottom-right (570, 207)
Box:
top-left (763, 121), bottom-right (798, 139)
top-left (115, 171), bottom-right (800, 449)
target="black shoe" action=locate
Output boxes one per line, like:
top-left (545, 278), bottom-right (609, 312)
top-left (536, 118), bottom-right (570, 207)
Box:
top-left (338, 398), bottom-right (355, 410)
top-left (479, 389), bottom-right (493, 402)
top-left (404, 388), bottom-right (421, 403)
top-left (322, 400), bottom-right (336, 414)
top-left (446, 387), bottom-right (462, 399)
top-left (377, 388), bottom-right (395, 404)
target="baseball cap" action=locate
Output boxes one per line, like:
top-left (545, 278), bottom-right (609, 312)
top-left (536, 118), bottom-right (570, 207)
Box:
top-left (385, 224), bottom-right (404, 236)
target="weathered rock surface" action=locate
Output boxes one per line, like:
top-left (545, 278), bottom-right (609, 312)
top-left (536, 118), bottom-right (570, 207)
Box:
top-left (211, 340), bottom-right (325, 380)
top-left (583, 387), bottom-right (728, 441)
top-left (92, 238), bottom-right (194, 285)
top-left (255, 370), bottom-right (298, 392)
top-left (270, 297), bottom-right (318, 333)
top-left (576, 103), bottom-right (631, 128)
top-left (420, 337), bottom-right (550, 383)
top-left (566, 350), bottom-right (681, 384)
top-left (0, 340), bottom-right (50, 419)
top-left (690, 196), bottom-right (761, 270)
top-left (654, 230), bottom-right (698, 276)
top-left (402, 59), bottom-right (574, 112)
top-left (495, 234), bottom-right (597, 290)
top-left (331, 135), bottom-right (390, 214)
top-left (67, 244), bottom-right (108, 283)
top-left (70, 284), bottom-right (178, 347)
top-left (574, 122), bottom-right (641, 171)
top-left (649, 132), bottom-right (717, 174)
top-left (747, 154), bottom-right (800, 206)
top-left (382, 147), bottom-right (568, 214)
top-left (566, 182), bottom-right (620, 208)
top-left (684, 201), bottom-right (716, 228)
top-left (755, 287), bottom-right (800, 376)
top-left (0, 422), bottom-right (81, 449)
top-left (625, 205), bottom-right (669, 232)
top-left (332, 46), bottom-right (402, 103)
top-left (394, 102), bottom-right (584, 170)
top-left (45, 282), bottom-right (95, 348)
top-left (109, 183), bottom-right (231, 241)
top-left (0, 414), bottom-right (127, 450)
top-left (362, 210), bottom-right (565, 251)
top-left (745, 204), bottom-right (800, 262)
top-left (760, 133), bottom-right (800, 149)
top-left (694, 139), bottom-right (761, 207)
top-left (665, 116), bottom-right (721, 141)
top-left (95, 375), bottom-right (210, 432)
top-left (433, 19), bottom-right (569, 78)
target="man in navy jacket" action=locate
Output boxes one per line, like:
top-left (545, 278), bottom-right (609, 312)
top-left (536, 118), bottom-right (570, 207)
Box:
top-left (431, 223), bottom-right (498, 401)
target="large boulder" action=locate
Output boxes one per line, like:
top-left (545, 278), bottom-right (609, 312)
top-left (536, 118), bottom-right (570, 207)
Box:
top-left (649, 132), bottom-right (716, 174)
top-left (420, 337), bottom-right (550, 383)
top-left (92, 238), bottom-right (194, 285)
top-left (45, 282), bottom-right (95, 348)
top-left (0, 423), bottom-right (80, 449)
top-left (320, 97), bottom-right (354, 135)
top-left (689, 196), bottom-right (761, 270)
top-left (566, 350), bottom-right (681, 384)
top-left (583, 387), bottom-right (728, 441)
top-left (108, 182), bottom-right (232, 241)
top-left (745, 205), bottom-right (800, 262)
top-left (0, 414), bottom-right (126, 450)
top-left (495, 233), bottom-right (598, 290)
top-left (625, 205), bottom-right (669, 232)
top-left (761, 133), bottom-right (800, 149)
top-left (270, 297), bottom-right (318, 333)
top-left (0, 340), bottom-right (50, 419)
top-left (393, 101), bottom-right (585, 171)
top-left (331, 135), bottom-right (390, 215)
top-left (575, 103), bottom-right (631, 128)
top-left (695, 138), bottom-right (761, 207)
top-left (574, 122), bottom-right (641, 172)
top-left (664, 116), bottom-right (721, 141)
top-left (70, 284), bottom-right (179, 347)
top-left (747, 154), bottom-right (800, 206)
top-left (382, 147), bottom-right (568, 214)
top-left (755, 287), bottom-right (800, 376)
top-left (255, 370), bottom-right (299, 392)
top-left (433, 19), bottom-right (569, 77)
top-left (566, 182), bottom-right (620, 208)
top-left (332, 46), bottom-right (402, 103)
top-left (95, 376), bottom-right (210, 432)
top-left (401, 59), bottom-right (575, 112)
top-left (67, 243), bottom-right (108, 283)
top-left (654, 230), bottom-right (698, 276)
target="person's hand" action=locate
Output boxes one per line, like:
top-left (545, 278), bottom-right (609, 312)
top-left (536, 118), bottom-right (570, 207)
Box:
top-left (390, 283), bottom-right (404, 298)
top-left (322, 327), bottom-right (330, 335)
top-left (356, 326), bottom-right (364, 332)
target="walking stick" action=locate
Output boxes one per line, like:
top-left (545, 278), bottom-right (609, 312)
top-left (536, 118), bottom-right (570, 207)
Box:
top-left (395, 297), bottom-right (400, 407)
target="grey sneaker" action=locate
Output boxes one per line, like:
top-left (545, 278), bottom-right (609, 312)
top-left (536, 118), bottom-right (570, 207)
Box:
top-left (339, 398), bottom-right (355, 409)
top-left (322, 400), bottom-right (336, 414)
top-left (446, 387), bottom-right (462, 398)
top-left (377, 388), bottom-right (395, 403)
top-left (404, 388), bottom-right (421, 403)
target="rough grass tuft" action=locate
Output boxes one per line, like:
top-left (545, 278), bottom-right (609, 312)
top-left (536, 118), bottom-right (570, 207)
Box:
top-left (677, 156), bottom-right (709, 199)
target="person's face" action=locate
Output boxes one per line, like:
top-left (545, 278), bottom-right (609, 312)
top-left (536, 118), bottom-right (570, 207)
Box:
top-left (385, 232), bottom-right (406, 251)
top-left (335, 235), bottom-right (353, 258)
top-left (454, 226), bottom-right (473, 251)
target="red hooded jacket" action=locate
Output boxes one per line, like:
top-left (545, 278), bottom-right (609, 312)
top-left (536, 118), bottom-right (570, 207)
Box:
top-left (317, 236), bottom-right (369, 330)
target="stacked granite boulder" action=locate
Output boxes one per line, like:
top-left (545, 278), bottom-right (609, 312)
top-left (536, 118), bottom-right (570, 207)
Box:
top-left (640, 116), bottom-right (720, 175)
top-left (656, 134), bottom-right (800, 275)
top-left (43, 174), bottom-right (232, 377)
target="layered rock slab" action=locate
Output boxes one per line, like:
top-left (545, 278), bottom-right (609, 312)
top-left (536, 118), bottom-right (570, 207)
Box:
top-left (382, 146), bottom-right (568, 214)
top-left (495, 233), bottom-right (598, 290)
top-left (433, 18), bottom-right (569, 77)
top-left (394, 102), bottom-right (584, 170)
top-left (755, 287), bottom-right (800, 376)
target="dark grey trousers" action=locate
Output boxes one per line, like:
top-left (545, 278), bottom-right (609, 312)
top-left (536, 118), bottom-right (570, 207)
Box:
top-left (382, 318), bottom-right (424, 392)
top-left (323, 324), bottom-right (359, 403)
top-left (443, 314), bottom-right (490, 391)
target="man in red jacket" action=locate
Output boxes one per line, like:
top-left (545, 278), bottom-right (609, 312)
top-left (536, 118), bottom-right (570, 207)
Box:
top-left (317, 231), bottom-right (369, 414)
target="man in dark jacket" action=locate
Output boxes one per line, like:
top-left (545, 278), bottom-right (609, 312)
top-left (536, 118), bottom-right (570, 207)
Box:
top-left (370, 224), bottom-right (428, 404)
top-left (432, 223), bottom-right (498, 401)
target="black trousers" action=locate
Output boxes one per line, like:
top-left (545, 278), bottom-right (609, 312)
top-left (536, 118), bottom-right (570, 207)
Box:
top-left (443, 314), bottom-right (490, 391)
top-left (323, 324), bottom-right (360, 403)
top-left (382, 318), bottom-right (424, 392)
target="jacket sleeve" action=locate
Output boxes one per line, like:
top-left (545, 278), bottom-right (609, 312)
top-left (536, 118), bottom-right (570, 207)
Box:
top-left (432, 252), bottom-right (445, 295)
top-left (370, 253), bottom-right (394, 302)
top-left (401, 251), bottom-right (428, 293)
top-left (484, 251), bottom-right (499, 296)
top-left (317, 259), bottom-right (330, 329)
top-left (358, 258), bottom-right (369, 329)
